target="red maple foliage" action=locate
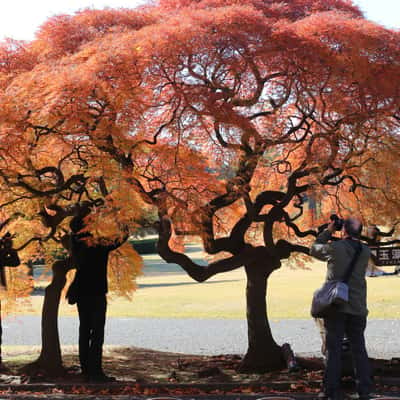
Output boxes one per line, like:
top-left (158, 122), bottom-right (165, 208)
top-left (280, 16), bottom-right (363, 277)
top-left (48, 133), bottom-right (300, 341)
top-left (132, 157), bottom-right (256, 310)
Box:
top-left (0, 0), bottom-right (399, 374)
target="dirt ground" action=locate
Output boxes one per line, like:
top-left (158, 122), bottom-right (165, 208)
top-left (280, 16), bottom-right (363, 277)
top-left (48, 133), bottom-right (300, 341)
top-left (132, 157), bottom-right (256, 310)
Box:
top-left (5, 346), bottom-right (325, 385)
top-left (0, 346), bottom-right (399, 397)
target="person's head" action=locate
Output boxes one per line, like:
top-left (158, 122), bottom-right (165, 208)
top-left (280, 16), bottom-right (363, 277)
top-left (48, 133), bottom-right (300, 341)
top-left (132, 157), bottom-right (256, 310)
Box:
top-left (70, 215), bottom-right (85, 233)
top-left (70, 204), bottom-right (92, 234)
top-left (343, 217), bottom-right (362, 239)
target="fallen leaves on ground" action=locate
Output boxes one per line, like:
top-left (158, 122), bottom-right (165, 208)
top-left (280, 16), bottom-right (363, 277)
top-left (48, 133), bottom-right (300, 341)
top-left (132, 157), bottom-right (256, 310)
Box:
top-left (0, 346), bottom-right (399, 396)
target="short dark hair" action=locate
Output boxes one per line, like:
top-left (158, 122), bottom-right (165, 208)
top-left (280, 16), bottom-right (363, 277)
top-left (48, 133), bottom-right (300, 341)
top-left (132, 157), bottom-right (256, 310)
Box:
top-left (344, 218), bottom-right (362, 238)
top-left (70, 215), bottom-right (85, 233)
top-left (70, 204), bottom-right (92, 233)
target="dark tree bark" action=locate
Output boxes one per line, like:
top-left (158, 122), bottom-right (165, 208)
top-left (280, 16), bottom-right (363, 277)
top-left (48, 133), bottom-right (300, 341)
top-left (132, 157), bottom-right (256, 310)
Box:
top-left (21, 257), bottom-right (73, 377)
top-left (239, 260), bottom-right (285, 372)
top-left (158, 218), bottom-right (286, 372)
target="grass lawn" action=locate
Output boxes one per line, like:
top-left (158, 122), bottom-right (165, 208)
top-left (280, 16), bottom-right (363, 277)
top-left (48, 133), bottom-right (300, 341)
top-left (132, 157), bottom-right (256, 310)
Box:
top-left (16, 244), bottom-right (400, 320)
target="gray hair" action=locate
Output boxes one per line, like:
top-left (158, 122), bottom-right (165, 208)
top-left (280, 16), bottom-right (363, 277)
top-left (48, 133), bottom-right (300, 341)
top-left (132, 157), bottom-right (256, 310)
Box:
top-left (344, 217), bottom-right (362, 238)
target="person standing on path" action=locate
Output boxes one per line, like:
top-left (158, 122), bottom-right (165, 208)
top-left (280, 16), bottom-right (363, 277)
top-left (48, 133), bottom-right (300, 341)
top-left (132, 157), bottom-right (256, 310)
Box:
top-left (0, 232), bottom-right (20, 371)
top-left (66, 211), bottom-right (128, 383)
top-left (310, 217), bottom-right (372, 400)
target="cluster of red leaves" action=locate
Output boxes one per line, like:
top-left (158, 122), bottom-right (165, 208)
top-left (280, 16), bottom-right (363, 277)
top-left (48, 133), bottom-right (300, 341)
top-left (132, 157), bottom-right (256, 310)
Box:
top-left (1, 358), bottom-right (400, 397)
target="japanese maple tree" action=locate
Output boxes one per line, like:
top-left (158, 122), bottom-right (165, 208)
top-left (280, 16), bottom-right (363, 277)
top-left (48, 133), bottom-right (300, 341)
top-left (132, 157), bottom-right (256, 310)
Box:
top-left (132, 0), bottom-right (400, 371)
top-left (0, 0), bottom-right (400, 374)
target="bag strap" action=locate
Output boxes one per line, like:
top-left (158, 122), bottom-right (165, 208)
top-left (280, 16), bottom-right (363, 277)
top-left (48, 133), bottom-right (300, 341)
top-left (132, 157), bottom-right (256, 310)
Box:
top-left (342, 239), bottom-right (363, 283)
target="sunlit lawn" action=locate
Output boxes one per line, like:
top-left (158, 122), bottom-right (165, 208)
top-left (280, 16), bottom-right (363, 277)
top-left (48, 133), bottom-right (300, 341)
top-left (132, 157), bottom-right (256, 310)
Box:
top-left (17, 245), bottom-right (400, 320)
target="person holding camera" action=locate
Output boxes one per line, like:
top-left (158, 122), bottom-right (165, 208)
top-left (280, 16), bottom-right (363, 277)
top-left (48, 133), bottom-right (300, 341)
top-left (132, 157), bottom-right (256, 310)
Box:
top-left (310, 216), bottom-right (372, 400)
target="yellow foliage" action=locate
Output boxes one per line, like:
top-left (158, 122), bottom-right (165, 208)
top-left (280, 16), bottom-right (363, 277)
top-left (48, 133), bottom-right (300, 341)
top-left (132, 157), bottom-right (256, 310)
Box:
top-left (108, 242), bottom-right (143, 299)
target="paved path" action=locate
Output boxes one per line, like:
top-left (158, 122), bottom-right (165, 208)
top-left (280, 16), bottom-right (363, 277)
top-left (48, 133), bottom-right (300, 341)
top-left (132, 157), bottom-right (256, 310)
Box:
top-left (3, 316), bottom-right (400, 359)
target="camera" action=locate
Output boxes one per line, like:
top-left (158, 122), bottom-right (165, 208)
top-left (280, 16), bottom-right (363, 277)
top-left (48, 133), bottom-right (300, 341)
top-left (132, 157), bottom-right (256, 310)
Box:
top-left (330, 214), bottom-right (344, 231)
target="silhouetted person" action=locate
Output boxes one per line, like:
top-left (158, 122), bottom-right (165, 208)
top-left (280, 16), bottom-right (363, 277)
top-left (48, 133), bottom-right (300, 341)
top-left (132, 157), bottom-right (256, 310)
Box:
top-left (66, 215), bottom-right (127, 382)
top-left (0, 232), bottom-right (20, 371)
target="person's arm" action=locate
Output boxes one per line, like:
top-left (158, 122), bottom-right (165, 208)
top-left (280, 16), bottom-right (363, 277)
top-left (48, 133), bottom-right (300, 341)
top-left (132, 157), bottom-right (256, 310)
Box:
top-left (310, 223), bottom-right (335, 261)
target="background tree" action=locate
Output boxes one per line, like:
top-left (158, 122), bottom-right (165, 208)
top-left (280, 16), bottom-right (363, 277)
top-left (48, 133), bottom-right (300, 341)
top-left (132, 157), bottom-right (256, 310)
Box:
top-left (0, 157), bottom-right (142, 376)
top-left (0, 0), bottom-right (399, 373)
top-left (0, 81), bottom-right (143, 375)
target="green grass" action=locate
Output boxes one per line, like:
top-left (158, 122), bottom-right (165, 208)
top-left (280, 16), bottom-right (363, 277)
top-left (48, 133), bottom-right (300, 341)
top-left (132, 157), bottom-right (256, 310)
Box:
top-left (107, 261), bottom-right (400, 320)
top-left (23, 248), bottom-right (400, 319)
top-left (267, 262), bottom-right (400, 319)
top-left (129, 237), bottom-right (158, 254)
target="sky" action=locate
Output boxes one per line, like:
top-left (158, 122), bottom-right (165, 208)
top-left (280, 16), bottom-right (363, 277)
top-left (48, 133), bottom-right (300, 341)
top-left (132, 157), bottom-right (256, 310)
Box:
top-left (0, 0), bottom-right (398, 41)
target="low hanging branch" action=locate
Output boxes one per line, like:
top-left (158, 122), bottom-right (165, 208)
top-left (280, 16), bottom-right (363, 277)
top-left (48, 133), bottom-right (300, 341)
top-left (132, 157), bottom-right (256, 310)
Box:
top-left (157, 216), bottom-right (270, 282)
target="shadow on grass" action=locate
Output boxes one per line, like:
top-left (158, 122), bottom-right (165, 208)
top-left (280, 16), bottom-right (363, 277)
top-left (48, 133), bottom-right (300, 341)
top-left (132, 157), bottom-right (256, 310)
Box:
top-left (138, 279), bottom-right (239, 289)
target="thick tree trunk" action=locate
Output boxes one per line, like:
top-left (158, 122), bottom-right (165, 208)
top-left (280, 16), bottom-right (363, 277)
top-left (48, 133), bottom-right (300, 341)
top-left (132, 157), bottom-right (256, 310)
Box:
top-left (158, 218), bottom-right (287, 372)
top-left (239, 263), bottom-right (285, 373)
top-left (21, 258), bottom-right (73, 377)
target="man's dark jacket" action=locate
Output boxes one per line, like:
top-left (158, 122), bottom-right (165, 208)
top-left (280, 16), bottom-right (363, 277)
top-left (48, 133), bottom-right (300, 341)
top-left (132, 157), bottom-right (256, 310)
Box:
top-left (310, 229), bottom-right (370, 316)
top-left (67, 234), bottom-right (125, 301)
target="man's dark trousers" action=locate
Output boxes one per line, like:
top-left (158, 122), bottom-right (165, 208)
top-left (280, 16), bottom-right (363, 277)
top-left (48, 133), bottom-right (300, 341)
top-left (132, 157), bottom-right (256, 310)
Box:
top-left (324, 312), bottom-right (372, 398)
top-left (77, 295), bottom-right (107, 377)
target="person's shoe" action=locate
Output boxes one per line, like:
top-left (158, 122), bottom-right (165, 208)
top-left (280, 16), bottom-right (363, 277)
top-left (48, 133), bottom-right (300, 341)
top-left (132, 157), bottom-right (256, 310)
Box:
top-left (88, 373), bottom-right (116, 383)
top-left (346, 393), bottom-right (372, 400)
top-left (319, 387), bottom-right (344, 400)
top-left (326, 392), bottom-right (344, 400)
top-left (358, 394), bottom-right (372, 400)
top-left (346, 393), bottom-right (359, 399)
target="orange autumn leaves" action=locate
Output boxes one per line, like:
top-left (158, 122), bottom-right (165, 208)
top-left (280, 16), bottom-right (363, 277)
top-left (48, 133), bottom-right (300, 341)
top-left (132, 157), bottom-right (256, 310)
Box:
top-left (0, 0), bottom-right (398, 299)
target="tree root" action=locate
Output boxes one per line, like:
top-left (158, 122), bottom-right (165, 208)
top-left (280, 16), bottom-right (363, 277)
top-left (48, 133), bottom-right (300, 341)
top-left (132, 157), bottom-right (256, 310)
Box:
top-left (238, 347), bottom-right (286, 373)
top-left (19, 359), bottom-right (67, 379)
